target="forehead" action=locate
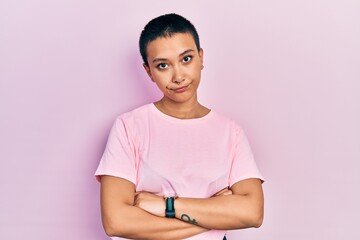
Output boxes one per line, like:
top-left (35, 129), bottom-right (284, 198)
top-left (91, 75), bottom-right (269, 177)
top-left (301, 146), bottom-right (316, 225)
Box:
top-left (146, 33), bottom-right (197, 60)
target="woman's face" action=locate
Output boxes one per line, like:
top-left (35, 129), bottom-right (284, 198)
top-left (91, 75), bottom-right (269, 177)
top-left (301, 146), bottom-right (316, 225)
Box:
top-left (143, 33), bottom-right (204, 104)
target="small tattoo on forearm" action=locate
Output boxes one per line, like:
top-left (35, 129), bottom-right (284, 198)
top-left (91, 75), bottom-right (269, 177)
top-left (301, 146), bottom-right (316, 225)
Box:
top-left (181, 214), bottom-right (198, 225)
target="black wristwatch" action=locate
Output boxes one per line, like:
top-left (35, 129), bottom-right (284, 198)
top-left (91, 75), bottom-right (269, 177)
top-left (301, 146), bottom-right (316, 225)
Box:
top-left (165, 197), bottom-right (176, 218)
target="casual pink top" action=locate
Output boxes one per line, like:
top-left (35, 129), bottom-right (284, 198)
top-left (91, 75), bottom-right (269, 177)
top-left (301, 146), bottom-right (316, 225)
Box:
top-left (95, 103), bottom-right (264, 240)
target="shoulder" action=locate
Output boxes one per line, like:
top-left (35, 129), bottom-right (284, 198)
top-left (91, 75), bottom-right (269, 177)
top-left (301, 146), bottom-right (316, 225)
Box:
top-left (111, 104), bottom-right (153, 139)
top-left (119, 104), bottom-right (151, 119)
top-left (210, 109), bottom-right (244, 132)
top-left (115, 104), bottom-right (152, 124)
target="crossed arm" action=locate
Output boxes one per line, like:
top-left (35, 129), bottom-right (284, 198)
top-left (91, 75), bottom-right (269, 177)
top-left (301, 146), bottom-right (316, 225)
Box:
top-left (100, 175), bottom-right (264, 239)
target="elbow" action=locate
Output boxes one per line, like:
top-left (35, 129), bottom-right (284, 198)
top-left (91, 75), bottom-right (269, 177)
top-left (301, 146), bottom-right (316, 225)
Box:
top-left (103, 220), bottom-right (119, 237)
top-left (252, 213), bottom-right (263, 228)
top-left (103, 217), bottom-right (129, 238)
top-left (239, 206), bottom-right (263, 229)
top-left (101, 203), bottom-right (136, 237)
top-left (104, 223), bottom-right (117, 237)
top-left (251, 208), bottom-right (264, 228)
top-left (234, 208), bottom-right (263, 229)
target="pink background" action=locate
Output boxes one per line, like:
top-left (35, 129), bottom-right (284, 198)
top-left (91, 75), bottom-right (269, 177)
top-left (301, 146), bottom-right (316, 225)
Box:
top-left (1, 0), bottom-right (359, 239)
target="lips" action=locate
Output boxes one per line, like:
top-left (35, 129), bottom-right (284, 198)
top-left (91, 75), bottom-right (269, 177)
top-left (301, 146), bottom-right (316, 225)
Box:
top-left (173, 85), bottom-right (188, 93)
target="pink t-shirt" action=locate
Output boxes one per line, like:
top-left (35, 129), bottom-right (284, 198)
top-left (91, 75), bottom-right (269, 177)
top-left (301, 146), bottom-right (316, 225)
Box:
top-left (95, 103), bottom-right (264, 240)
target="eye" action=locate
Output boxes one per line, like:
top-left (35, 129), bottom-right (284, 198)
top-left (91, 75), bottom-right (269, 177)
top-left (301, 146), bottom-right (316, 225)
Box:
top-left (183, 56), bottom-right (192, 63)
top-left (157, 63), bottom-right (168, 70)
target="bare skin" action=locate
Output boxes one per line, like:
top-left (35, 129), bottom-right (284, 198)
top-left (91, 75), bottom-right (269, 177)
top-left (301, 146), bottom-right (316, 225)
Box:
top-left (143, 33), bottom-right (207, 119)
top-left (101, 176), bottom-right (208, 239)
top-left (100, 33), bottom-right (264, 239)
top-left (135, 178), bottom-right (264, 230)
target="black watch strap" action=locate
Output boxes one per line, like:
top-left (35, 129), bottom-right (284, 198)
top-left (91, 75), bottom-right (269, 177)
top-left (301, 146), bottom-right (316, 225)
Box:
top-left (165, 197), bottom-right (176, 218)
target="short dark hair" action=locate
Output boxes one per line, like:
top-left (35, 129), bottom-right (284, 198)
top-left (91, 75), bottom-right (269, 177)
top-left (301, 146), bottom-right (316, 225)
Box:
top-left (139, 13), bottom-right (201, 66)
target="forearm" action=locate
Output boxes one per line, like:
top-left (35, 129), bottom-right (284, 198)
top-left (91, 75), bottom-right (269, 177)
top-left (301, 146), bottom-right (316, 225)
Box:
top-left (174, 194), bottom-right (263, 230)
top-left (104, 204), bottom-right (208, 240)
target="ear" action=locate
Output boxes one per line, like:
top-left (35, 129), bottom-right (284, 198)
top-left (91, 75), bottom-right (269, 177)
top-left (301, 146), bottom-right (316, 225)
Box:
top-left (143, 63), bottom-right (154, 82)
top-left (198, 48), bottom-right (204, 68)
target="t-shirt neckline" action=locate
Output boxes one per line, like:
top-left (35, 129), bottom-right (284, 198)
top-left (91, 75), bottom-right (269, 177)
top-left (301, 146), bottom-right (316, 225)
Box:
top-left (149, 103), bottom-right (213, 123)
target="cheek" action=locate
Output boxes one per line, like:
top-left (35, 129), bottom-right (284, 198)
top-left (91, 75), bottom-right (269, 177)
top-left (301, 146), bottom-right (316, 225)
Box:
top-left (152, 72), bottom-right (172, 86)
top-left (187, 65), bottom-right (201, 79)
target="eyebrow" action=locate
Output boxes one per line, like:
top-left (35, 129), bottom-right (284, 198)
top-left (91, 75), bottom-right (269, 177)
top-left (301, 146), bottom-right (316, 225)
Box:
top-left (152, 49), bottom-right (195, 63)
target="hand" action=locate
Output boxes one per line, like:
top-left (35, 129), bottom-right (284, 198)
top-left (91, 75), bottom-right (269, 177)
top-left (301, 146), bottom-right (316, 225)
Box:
top-left (211, 187), bottom-right (233, 197)
top-left (134, 192), bottom-right (166, 217)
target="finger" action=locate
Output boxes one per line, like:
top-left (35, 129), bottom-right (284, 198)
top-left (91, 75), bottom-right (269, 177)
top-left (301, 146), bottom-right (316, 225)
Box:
top-left (214, 187), bottom-right (229, 196)
top-left (213, 189), bottom-right (233, 197)
top-left (216, 187), bottom-right (228, 195)
top-left (135, 191), bottom-right (146, 198)
top-left (221, 190), bottom-right (233, 196)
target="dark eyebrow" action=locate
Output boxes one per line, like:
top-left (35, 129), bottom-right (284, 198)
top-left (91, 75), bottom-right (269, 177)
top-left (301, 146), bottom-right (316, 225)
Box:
top-left (152, 49), bottom-right (195, 63)
top-left (179, 49), bottom-right (195, 56)
top-left (152, 57), bottom-right (167, 63)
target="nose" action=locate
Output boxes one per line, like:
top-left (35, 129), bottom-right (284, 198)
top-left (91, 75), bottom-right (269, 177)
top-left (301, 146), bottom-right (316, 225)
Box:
top-left (172, 65), bottom-right (185, 85)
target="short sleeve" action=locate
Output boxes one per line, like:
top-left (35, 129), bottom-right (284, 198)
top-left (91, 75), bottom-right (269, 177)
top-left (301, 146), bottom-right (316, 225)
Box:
top-left (94, 117), bottom-right (137, 184)
top-left (229, 124), bottom-right (265, 187)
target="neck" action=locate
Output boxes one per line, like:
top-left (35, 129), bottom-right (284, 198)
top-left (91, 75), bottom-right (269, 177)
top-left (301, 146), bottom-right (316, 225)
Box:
top-left (155, 96), bottom-right (209, 119)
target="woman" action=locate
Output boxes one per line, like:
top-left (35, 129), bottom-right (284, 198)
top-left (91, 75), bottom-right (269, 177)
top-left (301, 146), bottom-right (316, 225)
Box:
top-left (95, 13), bottom-right (264, 240)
